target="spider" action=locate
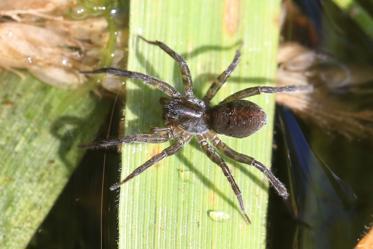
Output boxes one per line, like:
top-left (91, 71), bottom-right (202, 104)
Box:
top-left (82, 36), bottom-right (310, 223)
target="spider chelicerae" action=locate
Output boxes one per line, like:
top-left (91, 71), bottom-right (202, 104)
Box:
top-left (83, 36), bottom-right (310, 223)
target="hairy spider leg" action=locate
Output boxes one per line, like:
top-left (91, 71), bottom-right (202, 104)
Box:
top-left (139, 36), bottom-right (194, 97)
top-left (79, 127), bottom-right (173, 149)
top-left (110, 136), bottom-right (191, 191)
top-left (206, 131), bottom-right (289, 199)
top-left (196, 135), bottom-right (251, 224)
top-left (222, 85), bottom-right (313, 103)
top-left (203, 49), bottom-right (241, 103)
top-left (83, 67), bottom-right (181, 97)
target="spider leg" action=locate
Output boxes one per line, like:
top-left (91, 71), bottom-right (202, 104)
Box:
top-left (206, 131), bottom-right (289, 199)
top-left (80, 127), bottom-right (173, 149)
top-left (139, 36), bottom-right (194, 97)
top-left (110, 136), bottom-right (191, 191)
top-left (196, 135), bottom-right (251, 223)
top-left (203, 49), bottom-right (241, 103)
top-left (82, 67), bottom-right (180, 97)
top-left (222, 85), bottom-right (313, 103)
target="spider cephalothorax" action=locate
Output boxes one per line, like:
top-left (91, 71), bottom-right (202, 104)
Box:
top-left (161, 96), bottom-right (208, 134)
top-left (83, 36), bottom-right (309, 223)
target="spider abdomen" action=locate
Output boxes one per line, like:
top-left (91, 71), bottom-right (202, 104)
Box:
top-left (207, 100), bottom-right (267, 138)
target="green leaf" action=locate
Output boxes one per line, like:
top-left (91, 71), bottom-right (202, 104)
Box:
top-left (0, 1), bottom-right (124, 248)
top-left (0, 73), bottom-right (111, 249)
top-left (118, 0), bottom-right (281, 248)
top-left (333, 0), bottom-right (373, 38)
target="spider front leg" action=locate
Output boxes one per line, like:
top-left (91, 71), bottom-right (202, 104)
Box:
top-left (139, 36), bottom-right (194, 97)
top-left (206, 131), bottom-right (289, 199)
top-left (197, 135), bottom-right (251, 223)
top-left (222, 85), bottom-right (313, 103)
top-left (203, 49), bottom-right (241, 103)
top-left (110, 136), bottom-right (191, 191)
top-left (83, 67), bottom-right (180, 97)
top-left (80, 127), bottom-right (173, 149)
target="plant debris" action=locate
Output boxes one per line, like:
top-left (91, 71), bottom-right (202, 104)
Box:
top-left (276, 42), bottom-right (373, 139)
top-left (0, 0), bottom-right (108, 89)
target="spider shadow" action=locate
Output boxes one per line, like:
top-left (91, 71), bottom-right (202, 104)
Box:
top-left (51, 95), bottom-right (112, 171)
top-left (175, 147), bottom-right (240, 215)
top-left (51, 115), bottom-right (83, 171)
top-left (124, 38), bottom-right (275, 213)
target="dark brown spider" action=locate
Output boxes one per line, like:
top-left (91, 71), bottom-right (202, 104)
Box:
top-left (82, 36), bottom-right (310, 223)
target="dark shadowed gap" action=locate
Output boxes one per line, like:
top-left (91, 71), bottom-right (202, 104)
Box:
top-left (27, 96), bottom-right (122, 249)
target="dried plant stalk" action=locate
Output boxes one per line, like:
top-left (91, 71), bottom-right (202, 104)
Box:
top-left (276, 42), bottom-right (373, 139)
top-left (0, 0), bottom-right (71, 20)
top-left (0, 1), bottom-right (108, 89)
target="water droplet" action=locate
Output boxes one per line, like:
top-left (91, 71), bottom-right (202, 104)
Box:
top-left (61, 57), bottom-right (70, 66)
top-left (110, 8), bottom-right (120, 16)
top-left (109, 8), bottom-right (127, 27)
top-left (71, 5), bottom-right (87, 19)
top-left (208, 210), bottom-right (231, 222)
top-left (93, 5), bottom-right (106, 13)
top-left (26, 56), bottom-right (33, 64)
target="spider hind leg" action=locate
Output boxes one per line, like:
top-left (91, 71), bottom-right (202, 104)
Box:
top-left (206, 131), bottom-right (289, 199)
top-left (197, 135), bottom-right (251, 224)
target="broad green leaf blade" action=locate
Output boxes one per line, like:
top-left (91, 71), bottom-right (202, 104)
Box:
top-left (119, 0), bottom-right (281, 248)
top-left (333, 0), bottom-right (373, 38)
top-left (0, 73), bottom-right (111, 249)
